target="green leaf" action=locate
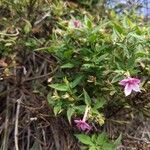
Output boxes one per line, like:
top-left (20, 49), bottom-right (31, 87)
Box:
top-left (70, 75), bottom-right (83, 88)
top-left (88, 34), bottom-right (97, 43)
top-left (84, 16), bottom-right (92, 29)
top-left (24, 19), bottom-right (32, 34)
top-left (89, 147), bottom-right (97, 150)
top-left (97, 132), bottom-right (108, 143)
top-left (113, 22), bottom-right (124, 34)
top-left (54, 105), bottom-right (62, 115)
top-left (74, 105), bottom-right (86, 113)
top-left (93, 99), bottom-right (106, 110)
top-left (97, 133), bottom-right (115, 150)
top-left (82, 63), bottom-right (95, 69)
top-left (47, 93), bottom-right (53, 105)
top-left (127, 57), bottom-right (135, 69)
top-left (113, 134), bottom-right (122, 147)
top-left (91, 108), bottom-right (99, 115)
top-left (111, 28), bottom-right (120, 41)
top-left (97, 54), bottom-right (108, 62)
top-left (91, 134), bottom-right (97, 142)
top-left (83, 89), bottom-right (91, 106)
top-left (111, 74), bottom-right (122, 83)
top-left (128, 32), bottom-right (144, 40)
top-left (61, 63), bottom-right (74, 69)
top-left (5, 43), bottom-right (13, 46)
top-left (75, 134), bottom-right (94, 146)
top-left (25, 38), bottom-right (37, 48)
top-left (67, 107), bottom-right (75, 124)
top-left (102, 143), bottom-right (114, 150)
top-left (135, 51), bottom-right (146, 58)
top-left (49, 84), bottom-right (68, 91)
top-left (123, 16), bottom-right (135, 29)
top-left (117, 43), bottom-right (130, 58)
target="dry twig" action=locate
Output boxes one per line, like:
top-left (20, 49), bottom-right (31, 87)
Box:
top-left (14, 96), bottom-right (22, 150)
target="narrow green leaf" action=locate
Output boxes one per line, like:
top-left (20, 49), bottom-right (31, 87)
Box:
top-left (113, 22), bottom-right (124, 34)
top-left (113, 134), bottom-right (122, 147)
top-left (97, 54), bottom-right (108, 62)
top-left (74, 105), bottom-right (86, 113)
top-left (49, 84), bottom-right (68, 91)
top-left (47, 93), bottom-right (52, 105)
top-left (24, 19), bottom-right (32, 34)
top-left (5, 43), bottom-right (13, 46)
top-left (70, 75), bottom-right (83, 88)
top-left (83, 89), bottom-right (91, 106)
top-left (93, 99), bottom-right (106, 110)
top-left (67, 107), bottom-right (75, 124)
top-left (61, 63), bottom-right (74, 69)
top-left (128, 32), bottom-right (144, 40)
top-left (84, 16), bottom-right (92, 29)
top-left (54, 105), bottom-right (62, 115)
top-left (111, 28), bottom-right (120, 42)
top-left (111, 74), bottom-right (122, 83)
top-left (117, 43), bottom-right (129, 58)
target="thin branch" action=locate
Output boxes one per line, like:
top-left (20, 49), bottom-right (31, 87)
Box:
top-left (0, 28), bottom-right (19, 36)
top-left (14, 96), bottom-right (22, 150)
top-left (34, 11), bottom-right (51, 26)
top-left (24, 66), bottom-right (58, 82)
top-left (2, 84), bottom-right (10, 150)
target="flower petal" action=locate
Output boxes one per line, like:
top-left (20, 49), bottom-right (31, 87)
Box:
top-left (74, 119), bottom-right (82, 123)
top-left (124, 83), bottom-right (132, 96)
top-left (119, 79), bottom-right (129, 86)
top-left (81, 122), bottom-right (91, 131)
top-left (132, 78), bottom-right (140, 84)
top-left (74, 119), bottom-right (92, 131)
top-left (132, 84), bottom-right (141, 92)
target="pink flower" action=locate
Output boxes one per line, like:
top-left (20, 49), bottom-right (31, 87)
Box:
top-left (69, 20), bottom-right (82, 28)
top-left (74, 106), bottom-right (91, 132)
top-left (119, 77), bottom-right (141, 96)
top-left (73, 20), bottom-right (81, 28)
top-left (74, 119), bottom-right (91, 131)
